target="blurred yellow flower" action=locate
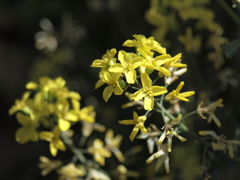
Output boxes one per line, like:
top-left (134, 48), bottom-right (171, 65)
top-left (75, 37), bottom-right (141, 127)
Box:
top-left (9, 91), bottom-right (31, 115)
top-left (38, 156), bottom-right (62, 176)
top-left (57, 163), bottom-right (86, 180)
top-left (130, 73), bottom-right (167, 110)
top-left (15, 112), bottom-right (38, 144)
top-left (88, 139), bottom-right (111, 166)
top-left (54, 98), bottom-right (79, 131)
top-left (105, 129), bottom-right (124, 162)
top-left (118, 111), bottom-right (147, 141)
top-left (178, 27), bottom-right (201, 53)
top-left (40, 126), bottom-right (66, 156)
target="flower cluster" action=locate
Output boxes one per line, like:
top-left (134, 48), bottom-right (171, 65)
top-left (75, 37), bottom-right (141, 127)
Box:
top-left (9, 76), bottom-right (128, 180)
top-left (91, 34), bottom-right (195, 173)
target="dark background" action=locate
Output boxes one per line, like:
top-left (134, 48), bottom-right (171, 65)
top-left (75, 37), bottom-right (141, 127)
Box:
top-left (0, 0), bottom-right (240, 180)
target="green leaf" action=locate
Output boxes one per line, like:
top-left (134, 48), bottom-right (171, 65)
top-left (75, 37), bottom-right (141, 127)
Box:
top-left (222, 37), bottom-right (240, 59)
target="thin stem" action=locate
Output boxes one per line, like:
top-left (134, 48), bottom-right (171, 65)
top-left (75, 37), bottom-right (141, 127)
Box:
top-left (180, 110), bottom-right (197, 123)
top-left (61, 132), bottom-right (87, 164)
top-left (217, 0), bottom-right (240, 26)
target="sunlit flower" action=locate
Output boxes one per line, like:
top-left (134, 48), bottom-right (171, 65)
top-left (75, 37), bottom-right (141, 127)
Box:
top-left (100, 71), bottom-right (124, 102)
top-left (146, 144), bottom-right (170, 173)
top-left (109, 50), bottom-right (143, 84)
top-left (197, 99), bottom-right (223, 127)
top-left (165, 81), bottom-right (195, 103)
top-left (157, 114), bottom-right (186, 152)
top-left (88, 139), bottom-right (111, 166)
top-left (118, 111), bottom-right (147, 141)
top-left (137, 47), bottom-right (171, 76)
top-left (130, 73), bottom-right (167, 110)
top-left (38, 156), bottom-right (62, 176)
top-left (105, 129), bottom-right (124, 162)
top-left (199, 130), bottom-right (240, 158)
top-left (123, 34), bottom-right (166, 54)
top-left (57, 163), bottom-right (86, 180)
top-left (91, 48), bottom-right (117, 71)
top-left (15, 112), bottom-right (38, 144)
top-left (40, 126), bottom-right (66, 156)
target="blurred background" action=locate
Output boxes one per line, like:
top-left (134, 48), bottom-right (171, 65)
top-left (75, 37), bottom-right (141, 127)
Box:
top-left (0, 0), bottom-right (240, 179)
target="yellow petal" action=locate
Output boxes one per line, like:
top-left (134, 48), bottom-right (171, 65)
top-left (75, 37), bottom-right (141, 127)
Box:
top-left (58, 118), bottom-right (71, 131)
top-left (141, 73), bottom-right (152, 89)
top-left (114, 84), bottom-right (124, 95)
top-left (26, 82), bottom-right (39, 90)
top-left (130, 126), bottom-right (139, 141)
top-left (109, 64), bottom-right (124, 73)
top-left (50, 142), bottom-right (58, 156)
top-left (151, 86), bottom-right (167, 96)
top-left (103, 86), bottom-right (114, 102)
top-left (144, 95), bottom-right (154, 110)
top-left (130, 89), bottom-right (145, 101)
top-left (125, 70), bottom-right (136, 84)
top-left (65, 112), bottom-right (79, 122)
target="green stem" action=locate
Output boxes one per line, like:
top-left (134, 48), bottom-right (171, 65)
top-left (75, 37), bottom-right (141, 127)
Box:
top-left (217, 0), bottom-right (240, 26)
top-left (180, 110), bottom-right (197, 123)
top-left (61, 132), bottom-right (87, 164)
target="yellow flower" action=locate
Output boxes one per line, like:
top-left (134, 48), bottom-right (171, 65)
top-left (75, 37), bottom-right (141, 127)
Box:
top-left (101, 71), bottom-right (124, 102)
top-left (109, 50), bottom-right (143, 84)
top-left (91, 48), bottom-right (117, 71)
top-left (40, 126), bottom-right (66, 156)
top-left (178, 27), bottom-right (201, 53)
top-left (199, 131), bottom-right (240, 158)
top-left (165, 81), bottom-right (195, 102)
top-left (15, 112), bottom-right (38, 144)
top-left (105, 129), bottom-right (124, 162)
top-left (57, 163), bottom-right (86, 180)
top-left (88, 139), bottom-right (111, 166)
top-left (146, 144), bottom-right (170, 173)
top-left (9, 91), bottom-right (31, 115)
top-left (26, 76), bottom-right (81, 101)
top-left (123, 34), bottom-right (166, 54)
top-left (137, 47), bottom-right (171, 76)
top-left (38, 156), bottom-right (62, 176)
top-left (197, 99), bottom-right (223, 127)
top-left (157, 114), bottom-right (186, 152)
top-left (130, 73), bottom-right (167, 110)
top-left (54, 98), bottom-right (79, 131)
top-left (118, 111), bottom-right (147, 141)
top-left (70, 99), bottom-right (96, 123)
